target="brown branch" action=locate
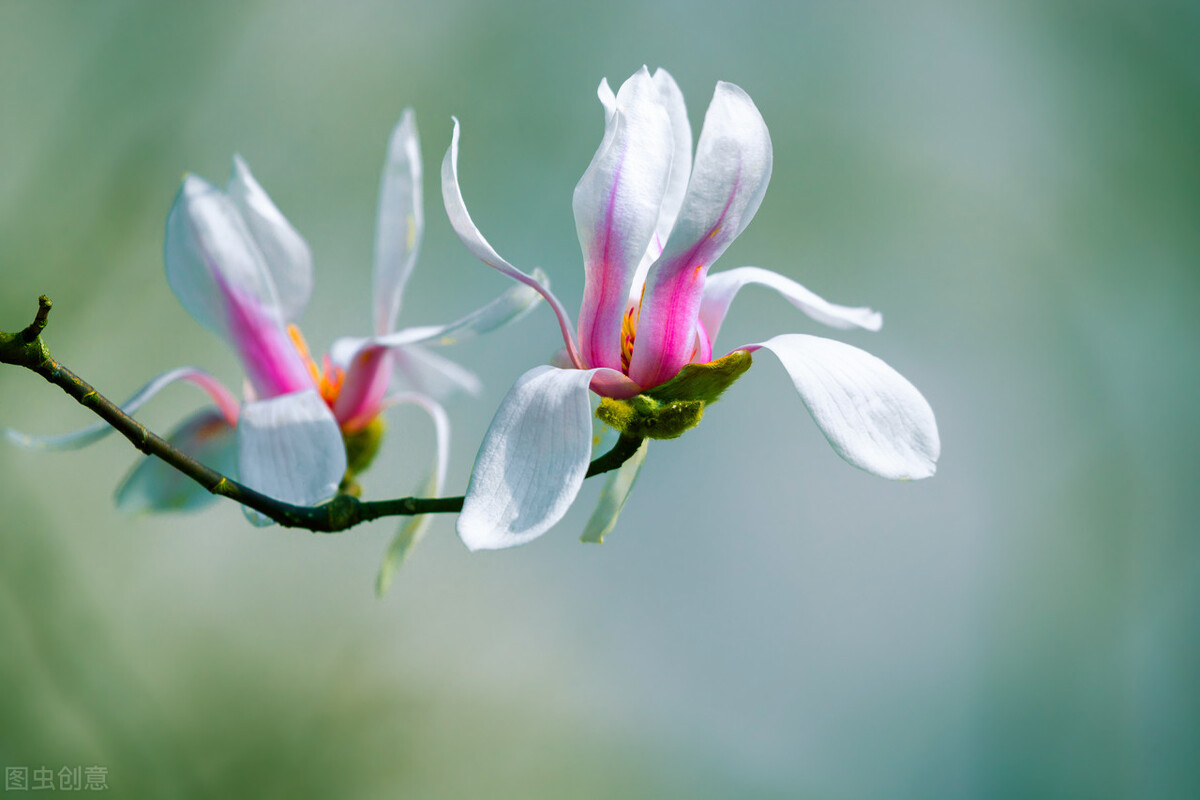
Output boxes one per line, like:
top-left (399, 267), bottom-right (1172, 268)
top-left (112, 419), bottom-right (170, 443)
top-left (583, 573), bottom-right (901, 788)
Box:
top-left (1, 297), bottom-right (644, 532)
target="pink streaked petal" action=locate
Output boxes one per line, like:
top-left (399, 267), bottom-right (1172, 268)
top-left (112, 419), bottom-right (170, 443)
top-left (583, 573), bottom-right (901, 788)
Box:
top-left (166, 174), bottom-right (313, 398)
top-left (216, 270), bottom-right (315, 399)
top-left (5, 367), bottom-right (239, 451)
top-left (628, 82), bottom-right (773, 389)
top-left (700, 266), bottom-right (882, 347)
top-left (691, 319), bottom-right (713, 364)
top-left (333, 344), bottom-right (394, 432)
top-left (165, 175), bottom-right (285, 341)
top-left (441, 118), bottom-right (585, 368)
top-left (227, 155), bottom-right (314, 324)
top-left (573, 67), bottom-right (674, 370)
top-left (637, 68), bottom-right (693, 280)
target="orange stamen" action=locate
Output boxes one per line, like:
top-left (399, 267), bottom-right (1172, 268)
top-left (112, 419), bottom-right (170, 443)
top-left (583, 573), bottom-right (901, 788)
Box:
top-left (288, 324), bottom-right (344, 407)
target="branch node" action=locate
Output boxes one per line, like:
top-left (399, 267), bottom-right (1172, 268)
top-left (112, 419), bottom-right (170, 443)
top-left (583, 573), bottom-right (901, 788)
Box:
top-left (20, 296), bottom-right (53, 344)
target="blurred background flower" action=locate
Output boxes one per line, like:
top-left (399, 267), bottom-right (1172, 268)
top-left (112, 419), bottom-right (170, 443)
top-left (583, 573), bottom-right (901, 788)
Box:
top-left (1, 0), bottom-right (1197, 797)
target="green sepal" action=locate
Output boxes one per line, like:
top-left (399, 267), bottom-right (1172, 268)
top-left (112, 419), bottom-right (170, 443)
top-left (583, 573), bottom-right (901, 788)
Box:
top-left (595, 350), bottom-right (753, 440)
top-left (339, 416), bottom-right (387, 495)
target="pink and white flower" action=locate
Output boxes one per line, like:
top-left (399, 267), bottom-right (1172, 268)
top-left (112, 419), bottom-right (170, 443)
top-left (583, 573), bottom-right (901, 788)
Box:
top-left (441, 67), bottom-right (940, 550)
top-left (11, 111), bottom-right (539, 521)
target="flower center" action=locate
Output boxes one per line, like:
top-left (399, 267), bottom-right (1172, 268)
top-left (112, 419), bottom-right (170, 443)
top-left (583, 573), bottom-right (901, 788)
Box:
top-left (287, 324), bottom-right (345, 408)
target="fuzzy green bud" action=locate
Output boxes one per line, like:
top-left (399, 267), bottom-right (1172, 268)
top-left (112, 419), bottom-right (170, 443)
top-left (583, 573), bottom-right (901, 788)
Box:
top-left (596, 349), bottom-right (753, 440)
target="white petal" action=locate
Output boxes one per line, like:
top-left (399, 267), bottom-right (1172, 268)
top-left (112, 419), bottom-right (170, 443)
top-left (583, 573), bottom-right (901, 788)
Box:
top-left (700, 266), bottom-right (882, 346)
top-left (392, 345), bottom-right (483, 399)
top-left (373, 109), bottom-right (424, 335)
top-left (330, 272), bottom-right (545, 357)
top-left (236, 390), bottom-right (347, 514)
top-left (5, 367), bottom-right (239, 451)
top-left (458, 365), bottom-right (618, 550)
top-left (581, 438), bottom-right (648, 543)
top-left (630, 67), bottom-right (695, 293)
top-left (755, 334), bottom-right (939, 480)
top-left (629, 82), bottom-right (774, 388)
top-left (441, 118), bottom-right (584, 366)
top-left (573, 66), bottom-right (674, 369)
top-left (115, 410), bottom-right (237, 513)
top-left (165, 174), bottom-right (287, 339)
top-left (376, 393), bottom-right (449, 595)
top-left (227, 155), bottom-right (314, 323)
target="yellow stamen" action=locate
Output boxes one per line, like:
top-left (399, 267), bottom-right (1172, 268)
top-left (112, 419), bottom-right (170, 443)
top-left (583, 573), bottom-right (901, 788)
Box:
top-left (288, 323), bottom-right (344, 406)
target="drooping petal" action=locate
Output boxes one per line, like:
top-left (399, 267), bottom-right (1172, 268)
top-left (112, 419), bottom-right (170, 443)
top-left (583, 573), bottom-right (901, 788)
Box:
top-left (5, 367), bottom-right (239, 451)
top-left (236, 390), bottom-right (347, 514)
top-left (376, 393), bottom-right (449, 596)
top-left (630, 68), bottom-right (695, 293)
top-left (329, 272), bottom-right (545, 358)
top-left (373, 109), bottom-right (424, 335)
top-left (700, 266), bottom-right (882, 346)
top-left (392, 344), bottom-right (483, 399)
top-left (629, 82), bottom-right (773, 389)
top-left (115, 409), bottom-right (238, 513)
top-left (580, 438), bottom-right (649, 543)
top-left (458, 365), bottom-right (626, 550)
top-left (573, 67), bottom-right (674, 370)
top-left (441, 118), bottom-right (584, 367)
top-left (165, 175), bottom-right (314, 398)
top-left (227, 155), bottom-right (314, 323)
top-left (751, 334), bottom-right (939, 480)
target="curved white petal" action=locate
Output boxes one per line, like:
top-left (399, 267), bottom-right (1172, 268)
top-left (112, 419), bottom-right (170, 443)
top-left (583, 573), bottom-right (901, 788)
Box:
top-left (700, 266), bottom-right (883, 346)
top-left (392, 345), bottom-right (483, 398)
top-left (165, 175), bottom-right (314, 397)
top-left (573, 66), bottom-right (674, 369)
top-left (458, 365), bottom-right (620, 550)
top-left (227, 155), bottom-right (314, 323)
top-left (754, 334), bottom-right (939, 480)
top-left (165, 174), bottom-right (286, 338)
top-left (5, 367), bottom-right (239, 451)
top-left (330, 271), bottom-right (545, 358)
top-left (376, 393), bottom-right (449, 595)
top-left (441, 118), bottom-right (584, 367)
top-left (373, 109), bottom-right (424, 335)
top-left (115, 410), bottom-right (237, 513)
top-left (630, 82), bottom-right (774, 388)
top-left (630, 67), bottom-right (695, 293)
top-left (581, 438), bottom-right (648, 544)
top-left (236, 390), bottom-right (347, 515)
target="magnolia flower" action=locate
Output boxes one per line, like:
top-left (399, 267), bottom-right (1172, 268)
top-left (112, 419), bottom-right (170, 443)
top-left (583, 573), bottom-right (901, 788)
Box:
top-left (11, 111), bottom-right (539, 529)
top-left (441, 67), bottom-right (940, 550)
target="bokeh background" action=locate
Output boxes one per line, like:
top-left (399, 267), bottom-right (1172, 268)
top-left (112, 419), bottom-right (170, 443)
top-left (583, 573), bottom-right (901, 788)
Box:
top-left (2, 0), bottom-right (1197, 797)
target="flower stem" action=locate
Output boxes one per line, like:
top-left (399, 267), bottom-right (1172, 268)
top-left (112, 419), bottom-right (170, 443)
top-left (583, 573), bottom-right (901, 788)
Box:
top-left (1, 297), bottom-right (644, 533)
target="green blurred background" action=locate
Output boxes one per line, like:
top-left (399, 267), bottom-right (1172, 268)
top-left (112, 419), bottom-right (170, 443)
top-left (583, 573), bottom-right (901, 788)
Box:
top-left (2, 0), bottom-right (1197, 797)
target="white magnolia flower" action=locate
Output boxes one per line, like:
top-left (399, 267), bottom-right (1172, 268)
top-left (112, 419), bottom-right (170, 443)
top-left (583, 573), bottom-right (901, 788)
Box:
top-left (441, 67), bottom-right (940, 550)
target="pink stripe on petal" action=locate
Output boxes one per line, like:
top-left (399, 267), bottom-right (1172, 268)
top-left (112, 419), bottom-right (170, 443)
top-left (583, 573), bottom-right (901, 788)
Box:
top-left (216, 271), bottom-right (315, 399)
top-left (178, 370), bottom-right (241, 425)
top-left (334, 344), bottom-right (394, 431)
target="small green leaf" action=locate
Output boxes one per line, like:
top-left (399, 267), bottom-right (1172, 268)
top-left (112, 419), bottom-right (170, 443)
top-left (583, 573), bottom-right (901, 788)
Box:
top-left (582, 439), bottom-right (649, 544)
top-left (375, 468), bottom-right (439, 597)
